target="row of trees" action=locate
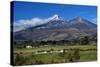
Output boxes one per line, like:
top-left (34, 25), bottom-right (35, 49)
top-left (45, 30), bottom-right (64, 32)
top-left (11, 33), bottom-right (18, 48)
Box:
top-left (14, 36), bottom-right (97, 48)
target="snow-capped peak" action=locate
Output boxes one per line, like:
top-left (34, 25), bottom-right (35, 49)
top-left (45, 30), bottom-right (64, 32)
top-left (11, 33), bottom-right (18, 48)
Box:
top-left (49, 14), bottom-right (62, 21)
top-left (53, 14), bottom-right (60, 20)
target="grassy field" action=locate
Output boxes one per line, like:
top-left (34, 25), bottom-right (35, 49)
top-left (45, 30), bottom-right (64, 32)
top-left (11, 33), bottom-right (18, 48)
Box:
top-left (13, 44), bottom-right (97, 66)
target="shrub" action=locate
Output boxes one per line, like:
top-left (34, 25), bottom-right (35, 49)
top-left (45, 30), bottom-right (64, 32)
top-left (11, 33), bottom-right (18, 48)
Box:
top-left (14, 53), bottom-right (26, 65)
top-left (72, 49), bottom-right (80, 62)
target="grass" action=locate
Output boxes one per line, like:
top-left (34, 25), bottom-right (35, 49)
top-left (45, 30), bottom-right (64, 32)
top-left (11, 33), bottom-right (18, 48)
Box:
top-left (13, 44), bottom-right (97, 66)
top-left (80, 51), bottom-right (97, 61)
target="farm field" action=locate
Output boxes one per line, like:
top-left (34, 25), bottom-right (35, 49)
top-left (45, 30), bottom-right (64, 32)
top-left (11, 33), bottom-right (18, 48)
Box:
top-left (13, 44), bottom-right (97, 66)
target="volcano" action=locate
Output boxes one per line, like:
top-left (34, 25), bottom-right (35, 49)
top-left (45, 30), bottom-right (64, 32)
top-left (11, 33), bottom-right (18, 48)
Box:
top-left (13, 14), bottom-right (97, 41)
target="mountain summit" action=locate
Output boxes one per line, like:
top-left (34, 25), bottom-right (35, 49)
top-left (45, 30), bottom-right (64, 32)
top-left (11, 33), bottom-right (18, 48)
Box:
top-left (69, 16), bottom-right (96, 29)
top-left (69, 16), bottom-right (85, 24)
top-left (75, 16), bottom-right (83, 22)
top-left (51, 14), bottom-right (61, 21)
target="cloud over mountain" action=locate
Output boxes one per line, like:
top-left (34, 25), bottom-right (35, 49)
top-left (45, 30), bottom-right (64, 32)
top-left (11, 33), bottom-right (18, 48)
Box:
top-left (13, 14), bottom-right (62, 32)
top-left (14, 18), bottom-right (47, 32)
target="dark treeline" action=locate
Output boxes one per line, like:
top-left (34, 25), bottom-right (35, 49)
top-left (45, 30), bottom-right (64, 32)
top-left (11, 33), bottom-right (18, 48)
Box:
top-left (13, 36), bottom-right (97, 48)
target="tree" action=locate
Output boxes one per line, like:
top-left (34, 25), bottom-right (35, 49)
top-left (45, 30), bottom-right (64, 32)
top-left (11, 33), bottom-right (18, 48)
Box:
top-left (67, 53), bottom-right (73, 62)
top-left (72, 49), bottom-right (80, 62)
top-left (81, 36), bottom-right (89, 45)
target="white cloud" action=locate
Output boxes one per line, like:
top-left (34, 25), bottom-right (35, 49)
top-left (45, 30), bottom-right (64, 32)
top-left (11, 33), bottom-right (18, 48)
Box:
top-left (92, 18), bottom-right (97, 24)
top-left (14, 17), bottom-right (49, 32)
top-left (13, 14), bottom-right (61, 32)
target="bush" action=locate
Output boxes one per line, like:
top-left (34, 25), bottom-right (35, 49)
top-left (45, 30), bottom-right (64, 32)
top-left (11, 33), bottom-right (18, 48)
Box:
top-left (72, 49), bottom-right (80, 62)
top-left (14, 53), bottom-right (26, 65)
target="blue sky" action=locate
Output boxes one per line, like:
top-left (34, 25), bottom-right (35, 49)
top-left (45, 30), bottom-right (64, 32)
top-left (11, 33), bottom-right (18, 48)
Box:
top-left (13, 1), bottom-right (97, 22)
top-left (12, 1), bottom-right (97, 32)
